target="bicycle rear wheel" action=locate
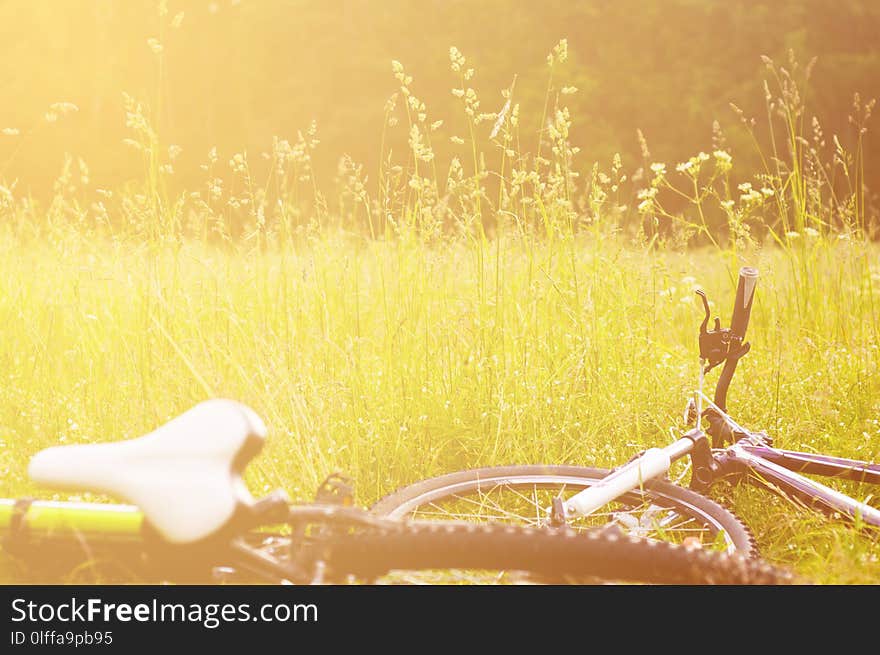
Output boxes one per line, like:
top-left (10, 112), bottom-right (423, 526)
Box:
top-left (372, 465), bottom-right (755, 556)
top-left (321, 521), bottom-right (788, 584)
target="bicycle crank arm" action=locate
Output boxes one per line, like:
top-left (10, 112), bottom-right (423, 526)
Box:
top-left (562, 438), bottom-right (694, 519)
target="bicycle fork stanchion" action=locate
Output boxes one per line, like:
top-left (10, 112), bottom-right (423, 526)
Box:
top-left (562, 437), bottom-right (696, 519)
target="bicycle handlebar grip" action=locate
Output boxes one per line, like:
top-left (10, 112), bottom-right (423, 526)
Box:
top-left (729, 267), bottom-right (759, 340)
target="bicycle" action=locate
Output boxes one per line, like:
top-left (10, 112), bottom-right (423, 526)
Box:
top-left (372, 267), bottom-right (880, 569)
top-left (0, 398), bottom-right (791, 585)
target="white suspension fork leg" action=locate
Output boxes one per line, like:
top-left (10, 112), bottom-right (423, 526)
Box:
top-left (563, 438), bottom-right (695, 519)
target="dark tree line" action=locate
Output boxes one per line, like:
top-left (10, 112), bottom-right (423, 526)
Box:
top-left (1, 0), bottom-right (877, 216)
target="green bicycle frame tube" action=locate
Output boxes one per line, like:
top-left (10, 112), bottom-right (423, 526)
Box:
top-left (0, 499), bottom-right (144, 540)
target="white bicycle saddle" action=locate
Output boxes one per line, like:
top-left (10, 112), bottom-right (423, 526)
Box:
top-left (28, 399), bottom-right (267, 544)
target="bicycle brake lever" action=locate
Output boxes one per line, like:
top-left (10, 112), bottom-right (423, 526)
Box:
top-left (696, 289), bottom-right (711, 335)
top-left (695, 289), bottom-right (732, 369)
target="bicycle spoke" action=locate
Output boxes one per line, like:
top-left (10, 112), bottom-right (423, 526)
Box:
top-left (402, 480), bottom-right (726, 550)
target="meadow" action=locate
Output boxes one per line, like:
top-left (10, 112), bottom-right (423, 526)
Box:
top-left (1, 32), bottom-right (878, 583)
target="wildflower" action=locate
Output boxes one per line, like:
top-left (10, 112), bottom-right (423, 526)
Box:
top-left (760, 187), bottom-right (774, 197)
top-left (229, 153), bottom-right (247, 173)
top-left (804, 227), bottom-right (820, 238)
top-left (449, 47), bottom-right (465, 73)
top-left (650, 162), bottom-right (666, 176)
top-left (636, 188), bottom-right (657, 214)
top-left (383, 93), bottom-right (397, 115)
top-left (147, 38), bottom-right (163, 55)
top-left (547, 39), bottom-right (568, 66)
top-left (510, 103), bottom-right (520, 128)
top-left (391, 60), bottom-right (411, 86)
top-left (122, 138), bottom-right (143, 151)
top-left (677, 152), bottom-right (710, 177)
top-left (209, 178), bottom-right (223, 200)
top-left (786, 231), bottom-right (801, 239)
top-left (713, 150), bottom-right (733, 172)
top-left (450, 136), bottom-right (465, 145)
top-left (50, 102), bottom-right (78, 115)
top-left (560, 86), bottom-right (578, 95)
top-left (408, 125), bottom-right (434, 162)
top-left (740, 188), bottom-right (763, 204)
top-left (1, 128), bottom-right (19, 136)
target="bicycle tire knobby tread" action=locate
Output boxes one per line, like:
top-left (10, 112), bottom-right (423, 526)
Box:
top-left (322, 521), bottom-right (793, 584)
top-left (372, 464), bottom-right (756, 556)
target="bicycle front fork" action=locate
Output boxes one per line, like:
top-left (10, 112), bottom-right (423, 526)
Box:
top-left (562, 433), bottom-right (701, 520)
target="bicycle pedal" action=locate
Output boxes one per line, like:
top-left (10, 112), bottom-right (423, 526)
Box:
top-left (315, 473), bottom-right (355, 506)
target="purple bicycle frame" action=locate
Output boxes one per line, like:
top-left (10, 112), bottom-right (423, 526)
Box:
top-left (715, 441), bottom-right (880, 527)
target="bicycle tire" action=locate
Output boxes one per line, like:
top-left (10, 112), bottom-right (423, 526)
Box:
top-left (372, 465), bottom-right (756, 556)
top-left (321, 521), bottom-right (790, 584)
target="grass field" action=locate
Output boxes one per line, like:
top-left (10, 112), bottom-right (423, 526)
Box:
top-left (0, 226), bottom-right (878, 583)
top-left (1, 34), bottom-right (878, 583)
